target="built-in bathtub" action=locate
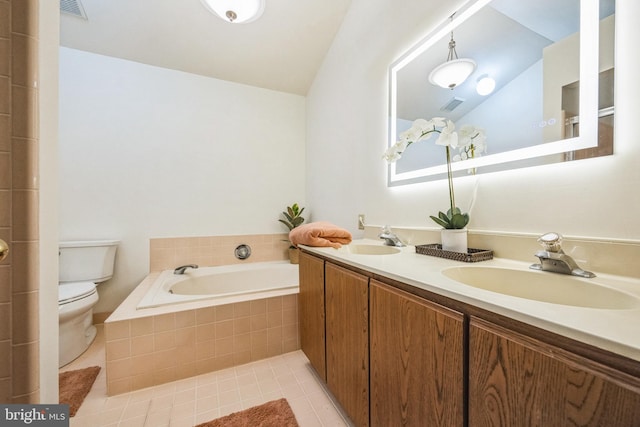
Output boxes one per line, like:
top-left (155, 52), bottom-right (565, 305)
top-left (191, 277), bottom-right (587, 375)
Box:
top-left (137, 261), bottom-right (299, 309)
top-left (104, 260), bottom-right (300, 395)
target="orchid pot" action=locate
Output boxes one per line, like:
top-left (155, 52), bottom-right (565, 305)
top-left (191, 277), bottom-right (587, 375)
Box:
top-left (441, 229), bottom-right (468, 253)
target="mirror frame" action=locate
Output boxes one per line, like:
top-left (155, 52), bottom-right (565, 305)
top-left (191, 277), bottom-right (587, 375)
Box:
top-left (388, 0), bottom-right (600, 186)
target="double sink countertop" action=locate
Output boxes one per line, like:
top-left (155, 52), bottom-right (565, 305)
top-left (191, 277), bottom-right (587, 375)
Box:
top-left (300, 239), bottom-right (640, 363)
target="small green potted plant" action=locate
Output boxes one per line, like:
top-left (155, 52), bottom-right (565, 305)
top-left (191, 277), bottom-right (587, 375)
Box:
top-left (279, 203), bottom-right (305, 264)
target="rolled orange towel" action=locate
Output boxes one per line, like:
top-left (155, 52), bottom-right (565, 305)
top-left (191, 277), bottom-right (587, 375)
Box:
top-left (289, 221), bottom-right (353, 249)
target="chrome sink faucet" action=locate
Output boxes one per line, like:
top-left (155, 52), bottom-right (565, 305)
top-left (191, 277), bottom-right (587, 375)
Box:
top-left (174, 264), bottom-right (199, 275)
top-left (379, 225), bottom-right (406, 247)
top-left (529, 232), bottom-right (595, 278)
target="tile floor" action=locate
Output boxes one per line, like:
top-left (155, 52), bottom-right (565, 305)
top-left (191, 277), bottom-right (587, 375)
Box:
top-left (61, 325), bottom-right (353, 427)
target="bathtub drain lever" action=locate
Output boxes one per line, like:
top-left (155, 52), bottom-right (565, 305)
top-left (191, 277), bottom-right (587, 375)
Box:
top-left (235, 244), bottom-right (251, 260)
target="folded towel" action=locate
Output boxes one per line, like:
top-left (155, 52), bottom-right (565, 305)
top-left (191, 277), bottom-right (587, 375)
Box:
top-left (289, 221), bottom-right (353, 249)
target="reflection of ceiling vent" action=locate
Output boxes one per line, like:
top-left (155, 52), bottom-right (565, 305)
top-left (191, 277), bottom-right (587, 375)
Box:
top-left (440, 97), bottom-right (465, 112)
top-left (60, 0), bottom-right (88, 19)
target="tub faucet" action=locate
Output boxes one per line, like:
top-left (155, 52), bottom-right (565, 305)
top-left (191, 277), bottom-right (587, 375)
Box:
top-left (529, 232), bottom-right (595, 278)
top-left (174, 264), bottom-right (199, 275)
top-left (379, 225), bottom-right (406, 247)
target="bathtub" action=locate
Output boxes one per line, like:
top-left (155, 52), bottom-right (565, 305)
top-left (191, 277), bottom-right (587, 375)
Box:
top-left (106, 259), bottom-right (301, 395)
top-left (136, 260), bottom-right (299, 310)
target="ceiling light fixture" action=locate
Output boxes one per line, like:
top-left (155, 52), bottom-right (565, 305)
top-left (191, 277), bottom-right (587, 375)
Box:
top-left (428, 18), bottom-right (476, 90)
top-left (200, 0), bottom-right (265, 24)
top-left (476, 75), bottom-right (496, 96)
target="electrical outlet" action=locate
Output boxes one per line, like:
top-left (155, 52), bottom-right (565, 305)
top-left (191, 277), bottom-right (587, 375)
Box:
top-left (358, 214), bottom-right (365, 230)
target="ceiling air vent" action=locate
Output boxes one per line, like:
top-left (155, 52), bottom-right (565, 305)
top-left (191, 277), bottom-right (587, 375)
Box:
top-left (60, 0), bottom-right (87, 19)
top-left (440, 97), bottom-right (465, 112)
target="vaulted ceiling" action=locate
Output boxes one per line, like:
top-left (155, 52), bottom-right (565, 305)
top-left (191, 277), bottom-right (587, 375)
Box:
top-left (60, 0), bottom-right (353, 95)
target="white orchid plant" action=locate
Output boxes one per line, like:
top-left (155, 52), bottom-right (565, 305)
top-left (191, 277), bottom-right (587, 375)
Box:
top-left (383, 118), bottom-right (486, 229)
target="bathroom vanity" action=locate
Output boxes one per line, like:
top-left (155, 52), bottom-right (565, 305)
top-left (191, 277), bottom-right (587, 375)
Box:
top-left (298, 242), bottom-right (640, 427)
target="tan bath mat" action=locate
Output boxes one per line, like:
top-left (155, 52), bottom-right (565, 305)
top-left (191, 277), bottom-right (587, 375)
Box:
top-left (195, 398), bottom-right (299, 427)
top-left (58, 366), bottom-right (101, 417)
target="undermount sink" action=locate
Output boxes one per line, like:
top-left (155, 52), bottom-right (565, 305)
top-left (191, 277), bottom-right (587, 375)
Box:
top-left (338, 244), bottom-right (401, 255)
top-left (442, 266), bottom-right (639, 310)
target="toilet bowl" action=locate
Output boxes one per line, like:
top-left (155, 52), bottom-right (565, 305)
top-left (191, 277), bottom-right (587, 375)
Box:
top-left (58, 240), bottom-right (119, 368)
top-left (59, 282), bottom-right (99, 367)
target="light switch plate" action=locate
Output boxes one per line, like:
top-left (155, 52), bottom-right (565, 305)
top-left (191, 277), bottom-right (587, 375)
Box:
top-left (358, 214), bottom-right (365, 230)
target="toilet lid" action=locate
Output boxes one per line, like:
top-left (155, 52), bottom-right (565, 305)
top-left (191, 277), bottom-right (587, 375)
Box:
top-left (59, 282), bottom-right (97, 304)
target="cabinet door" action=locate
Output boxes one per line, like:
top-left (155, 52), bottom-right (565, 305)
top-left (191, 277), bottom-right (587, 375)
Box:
top-left (298, 251), bottom-right (326, 380)
top-left (370, 280), bottom-right (465, 427)
top-left (469, 317), bottom-right (640, 427)
top-left (326, 263), bottom-right (369, 427)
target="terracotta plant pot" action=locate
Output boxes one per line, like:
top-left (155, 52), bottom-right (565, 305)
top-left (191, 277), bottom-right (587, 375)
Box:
top-left (288, 247), bottom-right (300, 264)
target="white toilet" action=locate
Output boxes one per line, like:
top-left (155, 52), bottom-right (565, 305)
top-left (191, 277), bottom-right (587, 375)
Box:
top-left (58, 240), bottom-right (119, 367)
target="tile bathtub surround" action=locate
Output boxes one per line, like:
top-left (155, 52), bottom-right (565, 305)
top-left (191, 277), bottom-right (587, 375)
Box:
top-left (104, 295), bottom-right (300, 396)
top-left (149, 233), bottom-right (291, 272)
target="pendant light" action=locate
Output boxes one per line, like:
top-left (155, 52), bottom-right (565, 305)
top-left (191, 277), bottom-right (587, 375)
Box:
top-left (428, 21), bottom-right (476, 90)
top-left (200, 0), bottom-right (265, 24)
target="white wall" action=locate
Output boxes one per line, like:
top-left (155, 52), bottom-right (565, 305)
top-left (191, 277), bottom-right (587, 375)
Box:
top-left (306, 0), bottom-right (458, 231)
top-left (307, 0), bottom-right (639, 241)
top-left (59, 48), bottom-right (306, 312)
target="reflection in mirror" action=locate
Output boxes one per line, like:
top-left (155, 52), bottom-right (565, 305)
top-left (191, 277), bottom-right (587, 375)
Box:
top-left (388, 0), bottom-right (615, 186)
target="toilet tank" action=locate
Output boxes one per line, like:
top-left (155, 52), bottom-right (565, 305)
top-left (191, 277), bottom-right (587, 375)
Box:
top-left (59, 240), bottom-right (119, 283)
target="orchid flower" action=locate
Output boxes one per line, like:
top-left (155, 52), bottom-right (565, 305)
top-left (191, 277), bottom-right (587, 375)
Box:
top-left (383, 118), bottom-right (487, 230)
top-left (435, 120), bottom-right (458, 148)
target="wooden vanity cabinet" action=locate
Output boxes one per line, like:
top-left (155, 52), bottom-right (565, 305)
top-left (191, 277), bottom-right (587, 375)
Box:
top-left (298, 251), bottom-right (326, 380)
top-left (299, 254), bottom-right (370, 426)
top-left (325, 263), bottom-right (370, 427)
top-left (300, 251), bottom-right (640, 427)
top-left (369, 280), bottom-right (465, 427)
top-left (469, 317), bottom-right (640, 427)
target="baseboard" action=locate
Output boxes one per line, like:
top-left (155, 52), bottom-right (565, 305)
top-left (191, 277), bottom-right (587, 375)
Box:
top-left (93, 311), bottom-right (112, 325)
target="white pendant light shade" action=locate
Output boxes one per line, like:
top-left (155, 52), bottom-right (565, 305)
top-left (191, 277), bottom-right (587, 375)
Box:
top-left (429, 21), bottom-right (476, 90)
top-left (428, 58), bottom-right (477, 90)
top-left (200, 0), bottom-right (265, 23)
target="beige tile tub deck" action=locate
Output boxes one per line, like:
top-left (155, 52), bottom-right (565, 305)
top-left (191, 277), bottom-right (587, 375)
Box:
top-left (105, 294), bottom-right (299, 396)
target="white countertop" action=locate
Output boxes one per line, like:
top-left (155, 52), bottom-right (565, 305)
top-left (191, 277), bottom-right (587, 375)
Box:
top-left (301, 239), bottom-right (640, 363)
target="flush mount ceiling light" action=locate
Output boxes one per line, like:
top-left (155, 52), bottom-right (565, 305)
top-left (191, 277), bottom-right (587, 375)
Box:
top-left (476, 75), bottom-right (496, 96)
top-left (428, 23), bottom-right (476, 90)
top-left (200, 0), bottom-right (265, 24)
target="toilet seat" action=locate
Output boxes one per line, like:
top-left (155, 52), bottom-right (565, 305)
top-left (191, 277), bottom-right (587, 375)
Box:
top-left (59, 282), bottom-right (97, 305)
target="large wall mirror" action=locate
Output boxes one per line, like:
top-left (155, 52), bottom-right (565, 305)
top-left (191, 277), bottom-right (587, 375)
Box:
top-left (388, 0), bottom-right (615, 186)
